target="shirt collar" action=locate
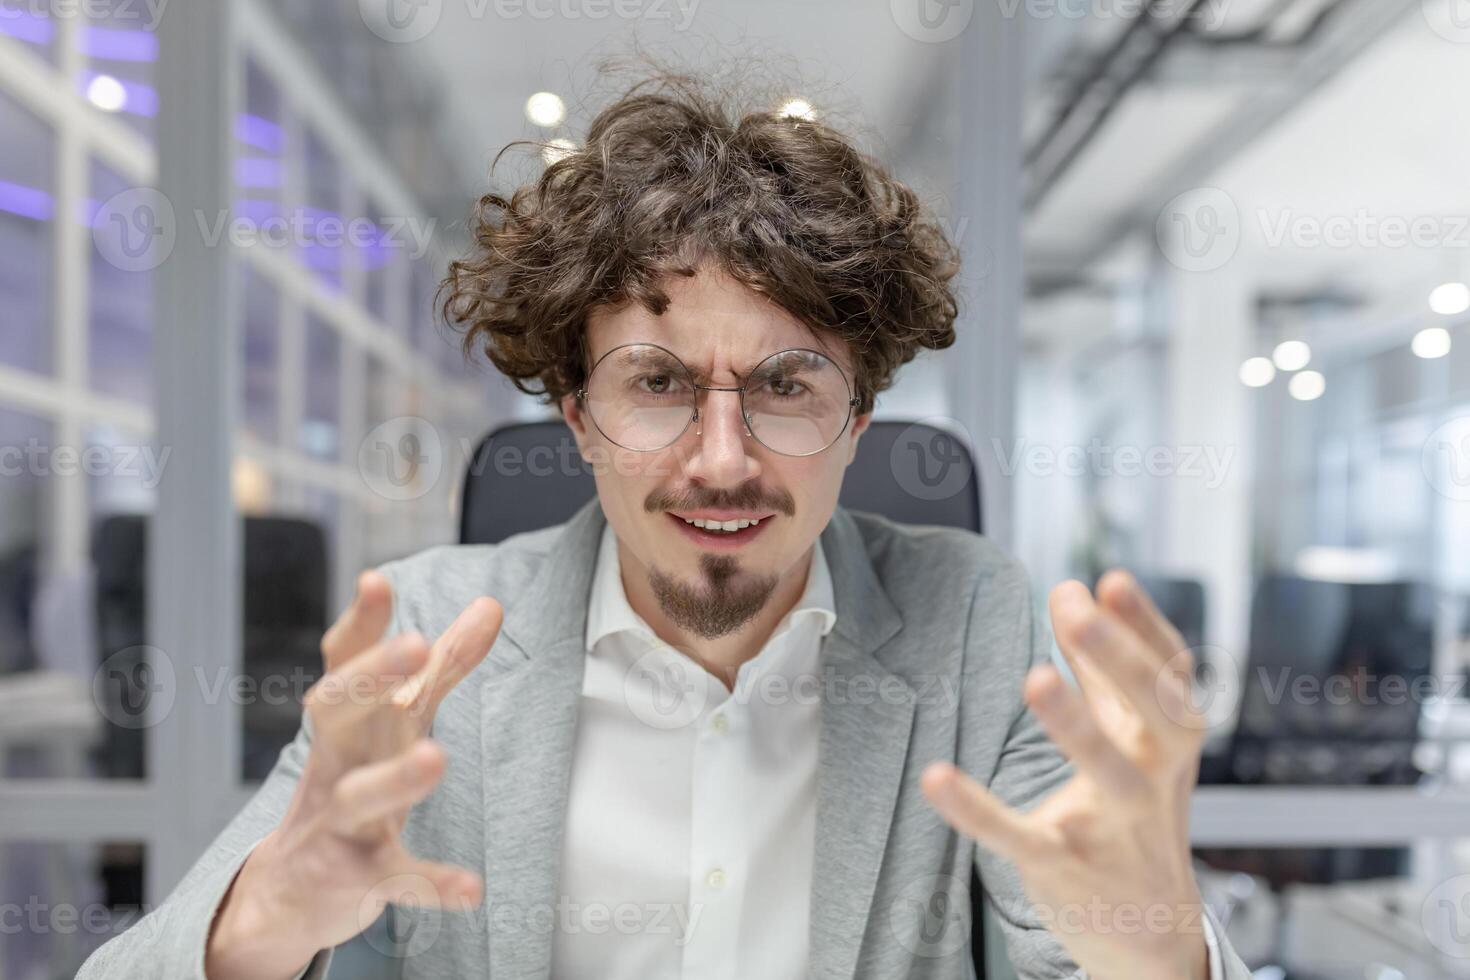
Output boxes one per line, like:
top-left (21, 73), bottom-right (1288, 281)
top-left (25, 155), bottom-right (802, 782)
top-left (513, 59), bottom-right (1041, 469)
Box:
top-left (585, 521), bottom-right (837, 654)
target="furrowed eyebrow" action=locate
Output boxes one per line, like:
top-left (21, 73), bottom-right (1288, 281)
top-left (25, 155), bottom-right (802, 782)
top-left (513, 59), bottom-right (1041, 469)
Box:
top-left (593, 345), bottom-right (834, 382)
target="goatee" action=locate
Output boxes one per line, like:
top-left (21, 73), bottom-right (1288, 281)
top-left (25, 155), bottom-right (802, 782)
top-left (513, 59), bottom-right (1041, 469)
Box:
top-left (648, 553), bottom-right (778, 640)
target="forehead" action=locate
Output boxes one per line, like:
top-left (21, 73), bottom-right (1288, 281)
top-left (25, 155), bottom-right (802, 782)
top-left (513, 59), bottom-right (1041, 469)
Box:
top-left (584, 265), bottom-right (849, 374)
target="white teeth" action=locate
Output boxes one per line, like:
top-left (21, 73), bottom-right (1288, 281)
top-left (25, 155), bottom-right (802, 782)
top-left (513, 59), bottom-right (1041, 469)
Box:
top-left (680, 517), bottom-right (759, 533)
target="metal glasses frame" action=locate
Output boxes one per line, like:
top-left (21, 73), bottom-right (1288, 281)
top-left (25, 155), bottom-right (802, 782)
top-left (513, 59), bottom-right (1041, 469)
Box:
top-left (574, 341), bottom-right (862, 458)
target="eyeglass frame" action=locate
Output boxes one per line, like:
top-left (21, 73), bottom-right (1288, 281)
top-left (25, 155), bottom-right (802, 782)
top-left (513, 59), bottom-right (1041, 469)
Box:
top-left (573, 341), bottom-right (863, 458)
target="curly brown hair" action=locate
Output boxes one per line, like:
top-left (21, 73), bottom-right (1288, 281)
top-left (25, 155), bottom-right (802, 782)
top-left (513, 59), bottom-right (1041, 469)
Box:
top-left (438, 66), bottom-right (960, 414)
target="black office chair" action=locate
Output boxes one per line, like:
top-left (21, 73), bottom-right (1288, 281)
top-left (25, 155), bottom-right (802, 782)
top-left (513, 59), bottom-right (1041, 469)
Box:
top-left (459, 419), bottom-right (1007, 978)
top-left (1194, 574), bottom-right (1434, 977)
top-left (1125, 575), bottom-right (1207, 653)
top-left (93, 513), bottom-right (330, 781)
top-left (92, 514), bottom-right (330, 909)
top-left (460, 418), bottom-right (981, 545)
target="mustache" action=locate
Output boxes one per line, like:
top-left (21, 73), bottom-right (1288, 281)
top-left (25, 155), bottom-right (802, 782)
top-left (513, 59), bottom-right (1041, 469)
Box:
top-left (645, 481), bottom-right (796, 517)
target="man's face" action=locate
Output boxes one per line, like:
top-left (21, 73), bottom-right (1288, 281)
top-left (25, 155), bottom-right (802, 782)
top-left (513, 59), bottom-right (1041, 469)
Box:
top-left (562, 263), bottom-right (871, 639)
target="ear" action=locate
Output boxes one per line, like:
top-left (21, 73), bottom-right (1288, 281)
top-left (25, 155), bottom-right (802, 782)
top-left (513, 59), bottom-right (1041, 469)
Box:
top-left (844, 411), bottom-right (872, 465)
top-left (561, 392), bottom-right (590, 454)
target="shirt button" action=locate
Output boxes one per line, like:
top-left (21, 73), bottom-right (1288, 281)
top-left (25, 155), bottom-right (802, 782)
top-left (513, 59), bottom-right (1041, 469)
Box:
top-left (710, 713), bottom-right (729, 734)
top-left (706, 868), bottom-right (726, 889)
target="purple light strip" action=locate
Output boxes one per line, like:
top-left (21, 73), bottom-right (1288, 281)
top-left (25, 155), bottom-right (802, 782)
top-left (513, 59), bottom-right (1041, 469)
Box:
top-left (80, 71), bottom-right (158, 118)
top-left (0, 179), bottom-right (54, 221)
top-left (235, 113), bottom-right (284, 154)
top-left (235, 157), bottom-right (283, 189)
top-left (78, 26), bottom-right (158, 62)
top-left (0, 10), bottom-right (54, 46)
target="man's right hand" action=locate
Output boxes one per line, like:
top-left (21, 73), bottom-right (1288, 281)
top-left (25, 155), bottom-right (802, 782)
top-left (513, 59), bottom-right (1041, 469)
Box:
top-left (205, 571), bottom-right (503, 980)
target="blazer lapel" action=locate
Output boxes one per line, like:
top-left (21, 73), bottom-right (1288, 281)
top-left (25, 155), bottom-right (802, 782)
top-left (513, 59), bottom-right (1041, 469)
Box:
top-left (479, 499), bottom-right (606, 979)
top-left (809, 508), bottom-right (913, 980)
top-left (474, 501), bottom-right (911, 980)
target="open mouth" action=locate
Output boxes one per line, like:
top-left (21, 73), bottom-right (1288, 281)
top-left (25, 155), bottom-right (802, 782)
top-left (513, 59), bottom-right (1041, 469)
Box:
top-left (665, 512), bottom-right (774, 549)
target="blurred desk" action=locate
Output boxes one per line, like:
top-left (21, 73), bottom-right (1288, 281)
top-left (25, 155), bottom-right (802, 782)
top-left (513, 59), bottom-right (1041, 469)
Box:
top-left (1285, 879), bottom-right (1470, 979)
top-left (0, 670), bottom-right (99, 776)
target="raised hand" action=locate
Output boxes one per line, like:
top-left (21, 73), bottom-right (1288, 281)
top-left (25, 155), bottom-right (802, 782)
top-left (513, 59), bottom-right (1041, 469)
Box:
top-left (206, 571), bottom-right (503, 980)
top-left (921, 569), bottom-right (1211, 980)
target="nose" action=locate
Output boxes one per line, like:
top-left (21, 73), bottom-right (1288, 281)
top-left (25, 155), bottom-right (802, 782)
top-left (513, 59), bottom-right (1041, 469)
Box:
top-left (683, 387), bottom-right (762, 487)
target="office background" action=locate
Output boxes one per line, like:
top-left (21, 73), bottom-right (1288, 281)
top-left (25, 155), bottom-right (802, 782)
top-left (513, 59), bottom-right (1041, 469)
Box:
top-left (1, 0), bottom-right (1469, 976)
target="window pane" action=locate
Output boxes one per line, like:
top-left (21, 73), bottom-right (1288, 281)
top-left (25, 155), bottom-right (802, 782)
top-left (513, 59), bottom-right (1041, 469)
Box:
top-left (0, 408), bottom-right (51, 683)
top-left (302, 315), bottom-right (340, 462)
top-left (86, 422), bottom-right (159, 781)
top-left (0, 89), bottom-right (54, 375)
top-left (77, 0), bottom-right (159, 142)
top-left (241, 265), bottom-right (279, 445)
top-left (0, 840), bottom-right (146, 977)
top-left (0, 3), bottom-right (57, 63)
top-left (88, 161), bottom-right (153, 406)
top-left (301, 129), bottom-right (342, 290)
top-left (236, 58), bottom-right (284, 231)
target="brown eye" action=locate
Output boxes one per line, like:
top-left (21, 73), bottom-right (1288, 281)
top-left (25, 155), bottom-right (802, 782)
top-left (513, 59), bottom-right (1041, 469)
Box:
top-left (636, 373), bottom-right (681, 396)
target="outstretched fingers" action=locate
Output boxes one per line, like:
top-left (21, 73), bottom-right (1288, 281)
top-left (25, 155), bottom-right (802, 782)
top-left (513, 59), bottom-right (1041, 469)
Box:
top-left (321, 571), bottom-right (396, 673)
top-left (920, 761), bottom-right (1050, 863)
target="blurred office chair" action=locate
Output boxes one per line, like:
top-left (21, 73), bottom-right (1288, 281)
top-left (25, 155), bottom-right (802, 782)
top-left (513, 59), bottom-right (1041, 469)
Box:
top-left (460, 418), bottom-right (982, 545)
top-left (1195, 574), bottom-right (1434, 977)
top-left (460, 419), bottom-right (1009, 979)
top-left (93, 514), bottom-right (330, 781)
top-left (1126, 574), bottom-right (1207, 652)
top-left (92, 514), bottom-right (329, 909)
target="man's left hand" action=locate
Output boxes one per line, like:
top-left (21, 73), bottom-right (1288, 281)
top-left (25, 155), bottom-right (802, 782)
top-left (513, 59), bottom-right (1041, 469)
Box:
top-left (921, 569), bottom-right (1211, 980)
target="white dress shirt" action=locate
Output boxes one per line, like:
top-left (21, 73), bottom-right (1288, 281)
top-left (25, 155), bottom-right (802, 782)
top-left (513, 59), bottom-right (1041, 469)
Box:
top-left (547, 523), bottom-right (1227, 980)
top-left (551, 522), bottom-right (835, 980)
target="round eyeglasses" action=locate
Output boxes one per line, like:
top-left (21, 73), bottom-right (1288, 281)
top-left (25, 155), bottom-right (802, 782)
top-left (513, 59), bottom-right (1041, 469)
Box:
top-left (575, 342), bottom-right (861, 457)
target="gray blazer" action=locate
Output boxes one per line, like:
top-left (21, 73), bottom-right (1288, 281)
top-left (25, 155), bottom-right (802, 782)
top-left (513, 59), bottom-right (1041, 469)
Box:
top-left (79, 499), bottom-right (1249, 979)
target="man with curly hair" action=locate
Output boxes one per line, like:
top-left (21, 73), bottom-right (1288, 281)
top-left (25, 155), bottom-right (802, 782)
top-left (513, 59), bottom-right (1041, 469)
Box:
top-left (81, 72), bottom-right (1249, 980)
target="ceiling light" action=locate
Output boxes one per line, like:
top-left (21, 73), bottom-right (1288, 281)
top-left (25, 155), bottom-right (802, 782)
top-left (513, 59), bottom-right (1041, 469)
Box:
top-left (1288, 370), bottom-right (1325, 401)
top-left (86, 74), bottom-right (127, 113)
top-left (541, 137), bottom-right (576, 166)
top-left (1430, 282), bottom-right (1470, 316)
top-left (525, 91), bottom-right (565, 128)
top-left (777, 98), bottom-right (816, 122)
top-left (1272, 340), bottom-right (1311, 372)
top-left (1239, 356), bottom-right (1275, 388)
top-left (1412, 326), bottom-right (1452, 359)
